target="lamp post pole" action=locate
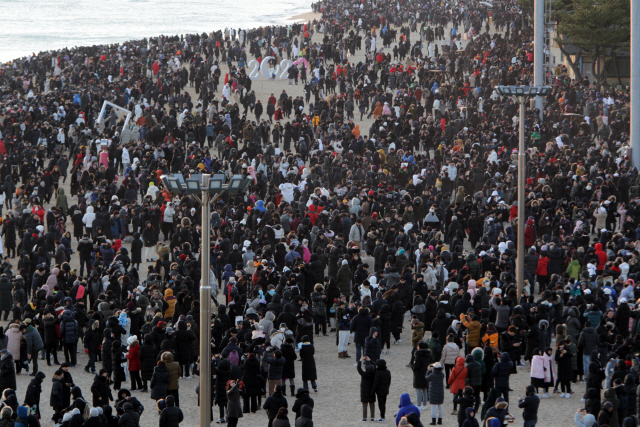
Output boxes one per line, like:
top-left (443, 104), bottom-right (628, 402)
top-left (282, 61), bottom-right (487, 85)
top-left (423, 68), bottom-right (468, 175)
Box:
top-left (517, 99), bottom-right (526, 299)
top-left (199, 174), bottom-right (212, 427)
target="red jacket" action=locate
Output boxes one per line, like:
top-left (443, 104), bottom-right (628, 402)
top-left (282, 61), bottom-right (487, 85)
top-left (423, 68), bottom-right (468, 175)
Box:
top-left (595, 243), bottom-right (607, 271)
top-left (448, 356), bottom-right (468, 393)
top-left (536, 256), bottom-right (549, 276)
top-left (126, 343), bottom-right (141, 371)
top-left (524, 219), bottom-right (535, 247)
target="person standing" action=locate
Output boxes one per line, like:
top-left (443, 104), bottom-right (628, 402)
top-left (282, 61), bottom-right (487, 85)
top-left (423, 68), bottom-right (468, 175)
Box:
top-left (492, 353), bottom-right (514, 402)
top-left (335, 300), bottom-right (353, 359)
top-left (440, 334), bottom-right (461, 384)
top-left (125, 337), bottom-right (143, 391)
top-left (263, 349), bottom-right (286, 396)
top-left (49, 369), bottom-right (65, 423)
top-left (372, 359), bottom-right (391, 422)
top-left (60, 310), bottom-right (79, 366)
top-left (150, 360), bottom-right (170, 406)
top-left (90, 369), bottom-right (113, 408)
top-left (0, 275), bottom-right (12, 320)
top-left (555, 339), bottom-right (574, 398)
top-left (139, 334), bottom-right (159, 392)
top-left (298, 336), bottom-right (318, 391)
top-left (163, 351), bottom-right (181, 406)
top-left (426, 362), bottom-right (445, 425)
top-left (226, 380), bottom-right (243, 427)
top-left (449, 356), bottom-right (468, 414)
top-left (159, 395), bottom-right (183, 427)
top-left (351, 308), bottom-right (374, 362)
top-left (0, 349), bottom-right (16, 395)
top-left (518, 385), bottom-right (540, 427)
top-left (357, 357), bottom-right (376, 422)
top-left (263, 385), bottom-right (288, 427)
top-left (413, 342), bottom-right (432, 410)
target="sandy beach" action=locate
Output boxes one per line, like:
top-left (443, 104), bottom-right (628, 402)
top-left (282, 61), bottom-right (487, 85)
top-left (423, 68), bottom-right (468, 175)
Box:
top-left (288, 11), bottom-right (322, 21)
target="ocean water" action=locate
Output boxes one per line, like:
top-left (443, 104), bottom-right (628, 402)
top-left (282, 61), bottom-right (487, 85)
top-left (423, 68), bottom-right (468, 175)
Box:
top-left (0, 0), bottom-right (314, 62)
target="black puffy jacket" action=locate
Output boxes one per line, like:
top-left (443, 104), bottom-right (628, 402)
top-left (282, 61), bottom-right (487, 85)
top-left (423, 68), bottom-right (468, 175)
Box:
top-left (465, 355), bottom-right (483, 387)
top-left (491, 353), bottom-right (513, 391)
top-left (159, 405), bottom-right (183, 427)
top-left (139, 339), bottom-right (159, 381)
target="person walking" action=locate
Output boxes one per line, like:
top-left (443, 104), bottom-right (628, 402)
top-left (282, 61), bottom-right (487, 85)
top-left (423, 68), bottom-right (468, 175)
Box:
top-left (83, 320), bottom-right (101, 374)
top-left (23, 371), bottom-right (46, 418)
top-left (24, 320), bottom-right (44, 374)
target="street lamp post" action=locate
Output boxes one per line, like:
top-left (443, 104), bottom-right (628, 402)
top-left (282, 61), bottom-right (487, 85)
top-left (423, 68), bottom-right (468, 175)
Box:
top-left (198, 174), bottom-right (212, 427)
top-left (495, 85), bottom-right (552, 298)
top-left (162, 172), bottom-right (252, 427)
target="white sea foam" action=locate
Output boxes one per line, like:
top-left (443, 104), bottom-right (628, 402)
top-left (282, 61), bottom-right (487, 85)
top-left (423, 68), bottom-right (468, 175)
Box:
top-left (0, 0), bottom-right (313, 62)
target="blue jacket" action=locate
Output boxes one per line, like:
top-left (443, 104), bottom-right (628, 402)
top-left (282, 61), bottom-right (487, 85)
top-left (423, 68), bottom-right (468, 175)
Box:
top-left (222, 264), bottom-right (234, 284)
top-left (255, 200), bottom-right (267, 213)
top-left (60, 311), bottom-right (79, 344)
top-left (396, 393), bottom-right (420, 426)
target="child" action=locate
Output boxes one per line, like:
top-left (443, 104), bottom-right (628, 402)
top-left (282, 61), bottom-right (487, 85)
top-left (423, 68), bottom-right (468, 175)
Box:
top-left (462, 408), bottom-right (479, 427)
top-left (408, 318), bottom-right (425, 367)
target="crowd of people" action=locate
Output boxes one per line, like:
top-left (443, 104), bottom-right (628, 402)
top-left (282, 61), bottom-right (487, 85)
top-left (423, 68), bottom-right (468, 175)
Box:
top-left (0, 0), bottom-right (638, 426)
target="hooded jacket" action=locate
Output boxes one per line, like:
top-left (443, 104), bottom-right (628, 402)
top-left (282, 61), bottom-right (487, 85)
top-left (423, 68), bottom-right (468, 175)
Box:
top-left (294, 404), bottom-right (313, 427)
top-left (448, 356), bottom-right (468, 393)
top-left (491, 353), bottom-right (513, 391)
top-left (395, 393), bottom-right (420, 426)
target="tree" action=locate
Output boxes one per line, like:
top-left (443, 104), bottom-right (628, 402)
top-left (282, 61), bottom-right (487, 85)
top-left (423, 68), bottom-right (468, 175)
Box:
top-left (551, 0), bottom-right (583, 80)
top-left (555, 0), bottom-right (630, 88)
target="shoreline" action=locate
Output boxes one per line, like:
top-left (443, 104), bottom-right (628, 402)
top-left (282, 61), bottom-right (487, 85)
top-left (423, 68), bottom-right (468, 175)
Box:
top-left (0, 7), bottom-right (320, 64)
top-left (288, 10), bottom-right (322, 21)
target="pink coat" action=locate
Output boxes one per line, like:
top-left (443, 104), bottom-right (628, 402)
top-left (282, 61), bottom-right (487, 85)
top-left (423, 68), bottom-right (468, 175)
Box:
top-left (6, 324), bottom-right (22, 360)
top-left (531, 354), bottom-right (556, 383)
top-left (99, 151), bottom-right (109, 168)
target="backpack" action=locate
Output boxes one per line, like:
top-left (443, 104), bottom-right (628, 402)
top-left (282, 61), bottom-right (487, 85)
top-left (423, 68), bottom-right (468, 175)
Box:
top-left (228, 350), bottom-right (240, 366)
top-left (76, 285), bottom-right (85, 300)
top-left (80, 398), bottom-right (91, 419)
